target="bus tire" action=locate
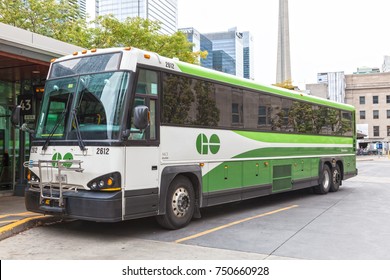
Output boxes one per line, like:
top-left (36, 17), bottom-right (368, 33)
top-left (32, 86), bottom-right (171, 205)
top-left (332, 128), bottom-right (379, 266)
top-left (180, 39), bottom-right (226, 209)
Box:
top-left (314, 164), bottom-right (331, 194)
top-left (330, 165), bottom-right (341, 192)
top-left (156, 175), bottom-right (195, 230)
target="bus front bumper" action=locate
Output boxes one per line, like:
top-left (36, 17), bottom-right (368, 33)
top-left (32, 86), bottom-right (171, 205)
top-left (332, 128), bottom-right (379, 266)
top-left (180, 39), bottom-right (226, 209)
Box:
top-left (25, 188), bottom-right (123, 222)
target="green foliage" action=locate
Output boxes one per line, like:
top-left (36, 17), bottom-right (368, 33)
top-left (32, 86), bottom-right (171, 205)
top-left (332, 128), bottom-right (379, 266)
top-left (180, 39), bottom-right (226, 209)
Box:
top-left (87, 16), bottom-right (204, 64)
top-left (0, 0), bottom-right (205, 64)
top-left (0, 0), bottom-right (89, 46)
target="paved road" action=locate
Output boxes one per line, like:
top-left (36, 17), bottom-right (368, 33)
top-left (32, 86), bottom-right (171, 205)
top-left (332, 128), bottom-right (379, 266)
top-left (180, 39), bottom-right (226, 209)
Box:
top-left (1, 159), bottom-right (389, 260)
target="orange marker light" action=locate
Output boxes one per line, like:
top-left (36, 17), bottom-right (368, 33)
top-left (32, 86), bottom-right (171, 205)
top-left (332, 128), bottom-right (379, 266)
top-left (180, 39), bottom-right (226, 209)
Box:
top-left (91, 49), bottom-right (97, 53)
top-left (144, 54), bottom-right (151, 59)
top-left (82, 50), bottom-right (87, 54)
top-left (73, 51), bottom-right (78, 56)
top-left (107, 178), bottom-right (114, 186)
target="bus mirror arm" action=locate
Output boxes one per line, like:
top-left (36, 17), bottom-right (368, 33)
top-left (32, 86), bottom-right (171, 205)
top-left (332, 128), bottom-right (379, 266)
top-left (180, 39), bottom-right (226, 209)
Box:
top-left (20, 123), bottom-right (35, 134)
top-left (11, 106), bottom-right (35, 135)
top-left (122, 129), bottom-right (131, 140)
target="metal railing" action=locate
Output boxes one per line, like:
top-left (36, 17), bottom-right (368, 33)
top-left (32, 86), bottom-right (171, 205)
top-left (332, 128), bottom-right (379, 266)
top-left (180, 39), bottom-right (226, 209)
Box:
top-left (24, 160), bottom-right (84, 209)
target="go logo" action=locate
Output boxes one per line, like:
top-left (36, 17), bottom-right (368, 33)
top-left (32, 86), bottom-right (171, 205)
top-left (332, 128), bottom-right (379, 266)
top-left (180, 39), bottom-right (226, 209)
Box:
top-left (196, 134), bottom-right (220, 155)
top-left (52, 152), bottom-right (74, 168)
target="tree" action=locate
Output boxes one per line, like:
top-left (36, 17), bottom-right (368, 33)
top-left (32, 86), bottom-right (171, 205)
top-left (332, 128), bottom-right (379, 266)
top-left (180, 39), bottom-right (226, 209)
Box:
top-left (87, 15), bottom-right (206, 64)
top-left (0, 0), bottom-right (89, 47)
top-left (0, 1), bottom-right (207, 64)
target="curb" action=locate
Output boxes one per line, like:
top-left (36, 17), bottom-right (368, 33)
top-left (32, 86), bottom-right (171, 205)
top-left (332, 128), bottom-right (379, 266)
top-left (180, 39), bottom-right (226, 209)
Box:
top-left (0, 216), bottom-right (62, 241)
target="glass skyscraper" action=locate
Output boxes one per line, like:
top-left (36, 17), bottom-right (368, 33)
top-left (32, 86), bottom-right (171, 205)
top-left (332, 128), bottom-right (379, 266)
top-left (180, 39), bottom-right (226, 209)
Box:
top-left (200, 34), bottom-right (213, 70)
top-left (204, 28), bottom-right (245, 78)
top-left (98, 0), bottom-right (178, 34)
top-left (243, 31), bottom-right (255, 80)
top-left (180, 27), bottom-right (254, 79)
top-left (213, 50), bottom-right (235, 76)
top-left (179, 27), bottom-right (213, 69)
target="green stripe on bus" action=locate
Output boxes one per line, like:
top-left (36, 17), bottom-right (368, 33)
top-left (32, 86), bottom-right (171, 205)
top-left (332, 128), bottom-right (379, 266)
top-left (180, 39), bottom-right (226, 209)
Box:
top-left (233, 131), bottom-right (354, 144)
top-left (233, 147), bottom-right (354, 159)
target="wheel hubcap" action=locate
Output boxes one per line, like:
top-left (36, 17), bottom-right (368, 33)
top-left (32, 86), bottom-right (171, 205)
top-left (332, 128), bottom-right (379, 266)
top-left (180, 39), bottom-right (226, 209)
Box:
top-left (333, 170), bottom-right (341, 185)
top-left (172, 188), bottom-right (190, 217)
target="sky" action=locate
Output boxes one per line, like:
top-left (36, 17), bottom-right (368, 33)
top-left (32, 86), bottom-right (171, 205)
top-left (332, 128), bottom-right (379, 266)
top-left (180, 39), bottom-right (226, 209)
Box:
top-left (177, 0), bottom-right (390, 88)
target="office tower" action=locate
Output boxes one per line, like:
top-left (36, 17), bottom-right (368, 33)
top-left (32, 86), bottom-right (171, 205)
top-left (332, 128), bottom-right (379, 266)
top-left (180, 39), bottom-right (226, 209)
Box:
top-left (204, 28), bottom-right (244, 78)
top-left (276, 0), bottom-right (292, 83)
top-left (243, 31), bottom-right (254, 80)
top-left (179, 27), bottom-right (213, 69)
top-left (98, 0), bottom-right (178, 35)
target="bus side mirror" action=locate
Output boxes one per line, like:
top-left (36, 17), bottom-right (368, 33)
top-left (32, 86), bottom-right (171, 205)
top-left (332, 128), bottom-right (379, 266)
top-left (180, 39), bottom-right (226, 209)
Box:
top-left (133, 105), bottom-right (150, 130)
top-left (11, 105), bottom-right (22, 128)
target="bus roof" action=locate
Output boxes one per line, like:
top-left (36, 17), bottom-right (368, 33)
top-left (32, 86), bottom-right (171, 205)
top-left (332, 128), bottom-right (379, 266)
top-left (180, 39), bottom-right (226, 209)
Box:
top-left (54, 47), bottom-right (355, 112)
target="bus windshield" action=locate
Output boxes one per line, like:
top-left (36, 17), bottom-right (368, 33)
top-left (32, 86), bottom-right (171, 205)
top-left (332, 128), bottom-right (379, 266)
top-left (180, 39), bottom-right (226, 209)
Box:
top-left (36, 71), bottom-right (130, 141)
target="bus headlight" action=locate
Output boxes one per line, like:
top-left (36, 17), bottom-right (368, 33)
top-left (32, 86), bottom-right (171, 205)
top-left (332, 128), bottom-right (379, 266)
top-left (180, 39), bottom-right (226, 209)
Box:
top-left (27, 170), bottom-right (40, 183)
top-left (87, 172), bottom-right (121, 191)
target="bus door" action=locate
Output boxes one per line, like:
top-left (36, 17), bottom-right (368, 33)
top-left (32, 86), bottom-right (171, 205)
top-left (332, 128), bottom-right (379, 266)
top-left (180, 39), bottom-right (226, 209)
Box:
top-left (124, 69), bottom-right (160, 218)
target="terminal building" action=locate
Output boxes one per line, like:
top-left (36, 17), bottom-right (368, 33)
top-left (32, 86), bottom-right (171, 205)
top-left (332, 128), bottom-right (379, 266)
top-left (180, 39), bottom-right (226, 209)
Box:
top-left (0, 23), bottom-right (79, 195)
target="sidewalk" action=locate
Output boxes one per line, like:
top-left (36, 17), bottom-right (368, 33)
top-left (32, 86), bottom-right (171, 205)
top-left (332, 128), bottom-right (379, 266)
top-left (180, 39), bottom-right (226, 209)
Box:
top-left (356, 155), bottom-right (390, 161)
top-left (0, 193), bottom-right (59, 241)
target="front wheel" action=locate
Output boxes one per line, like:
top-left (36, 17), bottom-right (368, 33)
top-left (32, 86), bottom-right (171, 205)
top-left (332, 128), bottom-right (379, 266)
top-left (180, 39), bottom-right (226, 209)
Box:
top-left (156, 176), bottom-right (195, 230)
top-left (314, 164), bottom-right (331, 194)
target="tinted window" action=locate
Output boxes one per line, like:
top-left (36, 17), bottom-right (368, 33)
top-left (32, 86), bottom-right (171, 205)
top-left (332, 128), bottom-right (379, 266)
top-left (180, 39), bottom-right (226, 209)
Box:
top-left (161, 72), bottom-right (353, 137)
top-left (50, 53), bottom-right (121, 78)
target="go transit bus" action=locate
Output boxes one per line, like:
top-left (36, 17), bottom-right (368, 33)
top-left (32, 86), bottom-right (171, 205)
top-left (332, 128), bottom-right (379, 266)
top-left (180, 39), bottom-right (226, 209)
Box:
top-left (13, 47), bottom-right (357, 229)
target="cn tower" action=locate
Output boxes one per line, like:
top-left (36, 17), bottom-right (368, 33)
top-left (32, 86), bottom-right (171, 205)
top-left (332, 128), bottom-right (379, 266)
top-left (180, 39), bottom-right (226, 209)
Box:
top-left (276, 0), bottom-right (292, 84)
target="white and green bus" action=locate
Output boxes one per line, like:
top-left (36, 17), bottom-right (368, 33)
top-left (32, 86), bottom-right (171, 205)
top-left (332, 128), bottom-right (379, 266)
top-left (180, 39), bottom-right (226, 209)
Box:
top-left (13, 47), bottom-right (357, 229)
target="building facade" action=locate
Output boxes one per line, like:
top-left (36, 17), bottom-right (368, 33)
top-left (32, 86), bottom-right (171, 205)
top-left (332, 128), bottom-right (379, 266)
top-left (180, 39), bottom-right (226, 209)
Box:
top-left (178, 27), bottom-right (214, 69)
top-left (243, 31), bottom-right (255, 80)
top-left (0, 23), bottom-right (80, 195)
top-left (345, 72), bottom-right (390, 150)
top-left (204, 28), bottom-right (244, 78)
top-left (180, 27), bottom-right (254, 79)
top-left (98, 0), bottom-right (178, 34)
top-left (212, 50), bottom-right (235, 76)
top-left (75, 0), bottom-right (87, 18)
top-left (307, 72), bottom-right (346, 103)
top-left (383, 56), bottom-right (390, 73)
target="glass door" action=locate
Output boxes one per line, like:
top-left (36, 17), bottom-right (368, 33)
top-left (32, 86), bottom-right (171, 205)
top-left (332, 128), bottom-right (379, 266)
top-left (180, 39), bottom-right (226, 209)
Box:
top-left (0, 104), bottom-right (14, 190)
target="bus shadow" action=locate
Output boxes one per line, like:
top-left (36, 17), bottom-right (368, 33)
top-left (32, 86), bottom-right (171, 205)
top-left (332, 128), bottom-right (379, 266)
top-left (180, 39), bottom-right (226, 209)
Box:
top-left (45, 188), bottom-right (319, 241)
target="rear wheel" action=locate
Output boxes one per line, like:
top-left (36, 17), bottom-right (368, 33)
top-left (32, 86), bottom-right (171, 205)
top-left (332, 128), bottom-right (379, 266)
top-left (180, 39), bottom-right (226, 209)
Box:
top-left (314, 164), bottom-right (331, 194)
top-left (330, 165), bottom-right (341, 192)
top-left (156, 176), bottom-right (195, 230)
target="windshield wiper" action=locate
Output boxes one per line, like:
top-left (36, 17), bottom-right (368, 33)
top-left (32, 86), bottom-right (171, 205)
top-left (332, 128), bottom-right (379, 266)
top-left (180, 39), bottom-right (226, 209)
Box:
top-left (71, 108), bottom-right (87, 152)
top-left (42, 109), bottom-right (67, 151)
top-left (42, 94), bottom-right (72, 151)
